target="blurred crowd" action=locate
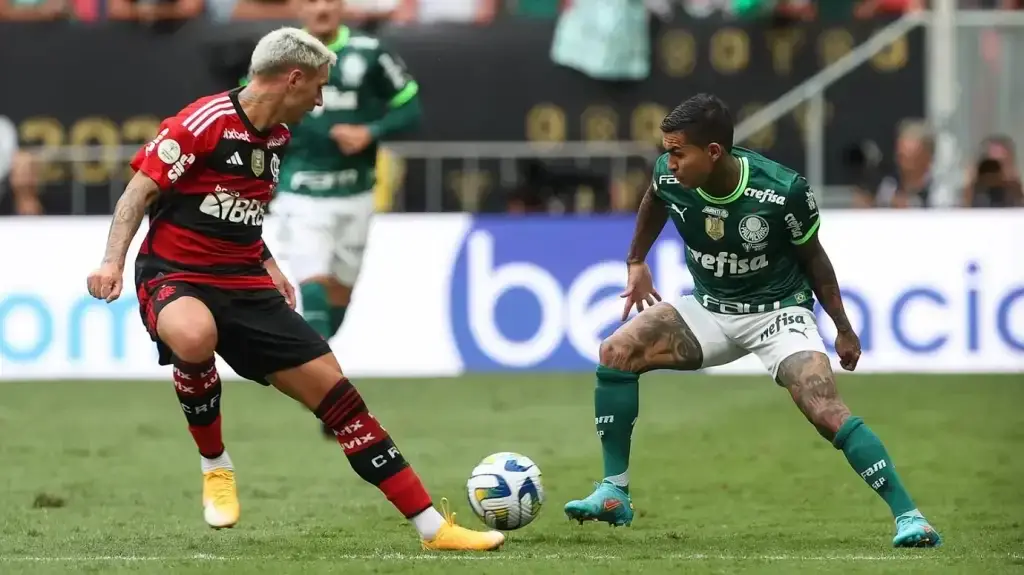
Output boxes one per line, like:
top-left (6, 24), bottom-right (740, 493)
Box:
top-left (507, 125), bottom-right (1024, 214)
top-left (2, 0), bottom-right (1022, 24)
top-left (846, 124), bottom-right (1021, 208)
top-left (2, 0), bottom-right (1022, 214)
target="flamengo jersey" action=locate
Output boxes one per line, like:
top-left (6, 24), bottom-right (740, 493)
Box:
top-left (130, 87), bottom-right (289, 291)
top-left (651, 147), bottom-right (821, 315)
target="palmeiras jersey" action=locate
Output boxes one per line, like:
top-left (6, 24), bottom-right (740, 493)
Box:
top-left (651, 147), bottom-right (822, 315)
top-left (275, 26), bottom-right (417, 198)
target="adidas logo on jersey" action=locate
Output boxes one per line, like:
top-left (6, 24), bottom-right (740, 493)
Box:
top-left (744, 187), bottom-right (786, 205)
top-left (226, 152), bottom-right (244, 166)
top-left (199, 187), bottom-right (265, 226)
top-left (222, 129), bottom-right (251, 142)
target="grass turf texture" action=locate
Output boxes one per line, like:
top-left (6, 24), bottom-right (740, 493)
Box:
top-left (0, 374), bottom-right (1021, 574)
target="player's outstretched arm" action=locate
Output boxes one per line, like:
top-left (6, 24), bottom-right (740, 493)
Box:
top-left (793, 235), bottom-right (861, 371)
top-left (793, 235), bottom-right (849, 333)
top-left (102, 172), bottom-right (160, 268)
top-left (626, 183), bottom-right (668, 264)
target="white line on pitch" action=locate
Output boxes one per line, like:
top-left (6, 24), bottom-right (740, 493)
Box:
top-left (2, 553), bottom-right (1021, 563)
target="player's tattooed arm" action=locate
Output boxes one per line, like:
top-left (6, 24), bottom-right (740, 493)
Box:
top-left (626, 183), bottom-right (668, 264)
top-left (101, 172), bottom-right (160, 268)
top-left (793, 235), bottom-right (853, 334)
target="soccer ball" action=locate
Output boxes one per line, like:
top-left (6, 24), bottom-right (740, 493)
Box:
top-left (466, 452), bottom-right (544, 530)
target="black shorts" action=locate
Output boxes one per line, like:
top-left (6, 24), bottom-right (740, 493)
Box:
top-left (137, 280), bottom-right (332, 384)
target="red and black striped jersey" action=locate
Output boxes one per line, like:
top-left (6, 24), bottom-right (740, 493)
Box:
top-left (130, 87), bottom-right (291, 291)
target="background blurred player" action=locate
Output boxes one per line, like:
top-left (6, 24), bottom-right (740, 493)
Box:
top-left (563, 94), bottom-right (942, 549)
top-left (85, 27), bottom-right (502, 552)
top-left (266, 0), bottom-right (423, 440)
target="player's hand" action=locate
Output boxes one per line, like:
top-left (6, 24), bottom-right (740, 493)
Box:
top-left (835, 329), bottom-right (862, 371)
top-left (86, 261), bottom-right (124, 303)
top-left (330, 124), bottom-right (373, 155)
top-left (620, 261), bottom-right (661, 321)
top-left (265, 259), bottom-right (296, 309)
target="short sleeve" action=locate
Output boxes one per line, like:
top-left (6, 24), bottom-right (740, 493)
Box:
top-left (785, 176), bottom-right (821, 245)
top-left (130, 116), bottom-right (214, 190)
top-left (649, 155), bottom-right (673, 202)
top-left (370, 47), bottom-right (418, 107)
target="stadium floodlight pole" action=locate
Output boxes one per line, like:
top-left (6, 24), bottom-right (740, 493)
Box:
top-left (734, 12), bottom-right (926, 166)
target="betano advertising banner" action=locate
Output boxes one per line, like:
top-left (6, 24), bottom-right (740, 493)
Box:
top-left (0, 212), bottom-right (1021, 380)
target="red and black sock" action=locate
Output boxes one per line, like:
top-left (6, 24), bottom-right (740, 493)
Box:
top-left (173, 357), bottom-right (224, 459)
top-left (315, 378), bottom-right (433, 518)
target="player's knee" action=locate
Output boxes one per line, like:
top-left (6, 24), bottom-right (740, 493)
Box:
top-left (157, 298), bottom-right (218, 362)
top-left (303, 276), bottom-right (352, 306)
top-left (322, 278), bottom-right (352, 306)
top-left (268, 352), bottom-right (344, 410)
top-left (599, 335), bottom-right (641, 372)
top-left (168, 329), bottom-right (218, 363)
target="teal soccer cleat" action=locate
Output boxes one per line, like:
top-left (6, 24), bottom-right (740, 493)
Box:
top-left (564, 481), bottom-right (634, 527)
top-left (892, 511), bottom-right (942, 548)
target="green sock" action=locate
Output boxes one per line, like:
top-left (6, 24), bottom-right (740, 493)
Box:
top-left (328, 305), bottom-right (347, 337)
top-left (595, 365), bottom-right (639, 492)
top-left (834, 416), bottom-right (917, 517)
top-left (300, 283), bottom-right (332, 339)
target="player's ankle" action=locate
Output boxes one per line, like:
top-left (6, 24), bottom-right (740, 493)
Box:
top-left (201, 451), bottom-right (234, 473)
top-left (411, 507), bottom-right (446, 539)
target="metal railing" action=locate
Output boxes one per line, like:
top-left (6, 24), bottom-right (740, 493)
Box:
top-left (733, 11), bottom-right (928, 193)
top-left (18, 7), bottom-right (1013, 213)
top-left (735, 6), bottom-right (1024, 207)
top-left (18, 141), bottom-right (661, 214)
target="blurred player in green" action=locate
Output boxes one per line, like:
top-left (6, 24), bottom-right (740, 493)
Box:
top-left (564, 94), bottom-right (942, 548)
top-left (263, 0), bottom-right (422, 437)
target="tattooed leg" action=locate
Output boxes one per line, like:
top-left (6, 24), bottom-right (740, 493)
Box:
top-left (776, 351), bottom-right (850, 441)
top-left (599, 302), bottom-right (704, 374)
top-left (596, 303), bottom-right (701, 488)
top-left (565, 302), bottom-right (705, 524)
top-left (775, 352), bottom-right (938, 544)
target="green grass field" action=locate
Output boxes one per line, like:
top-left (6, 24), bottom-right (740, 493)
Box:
top-left (0, 374), bottom-right (1021, 574)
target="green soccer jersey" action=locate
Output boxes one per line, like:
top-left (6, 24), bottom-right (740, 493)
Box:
top-left (276, 26), bottom-right (418, 198)
top-left (651, 147), bottom-right (821, 315)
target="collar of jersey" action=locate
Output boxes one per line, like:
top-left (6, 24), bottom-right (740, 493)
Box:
top-left (695, 156), bottom-right (749, 204)
top-left (305, 26), bottom-right (350, 52)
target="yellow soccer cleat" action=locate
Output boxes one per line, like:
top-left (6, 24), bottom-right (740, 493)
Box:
top-left (202, 468), bottom-right (240, 529)
top-left (421, 498), bottom-right (506, 552)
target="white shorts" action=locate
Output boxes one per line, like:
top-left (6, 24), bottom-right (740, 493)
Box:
top-left (272, 191), bottom-right (375, 285)
top-left (672, 295), bottom-right (828, 380)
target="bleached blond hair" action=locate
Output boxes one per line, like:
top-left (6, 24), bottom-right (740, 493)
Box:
top-left (249, 27), bottom-right (337, 78)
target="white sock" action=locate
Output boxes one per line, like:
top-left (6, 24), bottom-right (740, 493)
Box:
top-left (410, 507), bottom-right (446, 539)
top-left (604, 470), bottom-right (629, 489)
top-left (201, 451), bottom-right (234, 474)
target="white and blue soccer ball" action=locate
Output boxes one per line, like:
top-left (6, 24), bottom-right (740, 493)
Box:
top-left (466, 452), bottom-right (544, 530)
